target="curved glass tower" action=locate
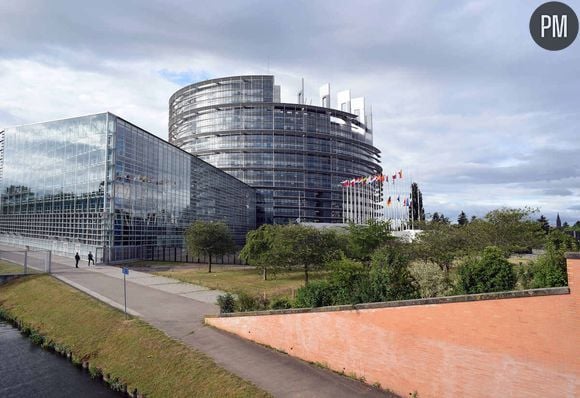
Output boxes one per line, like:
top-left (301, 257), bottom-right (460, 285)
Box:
top-left (169, 75), bottom-right (381, 225)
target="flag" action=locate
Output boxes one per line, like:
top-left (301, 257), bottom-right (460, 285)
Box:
top-left (398, 170), bottom-right (403, 178)
top-left (397, 196), bottom-right (400, 202)
top-left (384, 175), bottom-right (388, 183)
top-left (387, 196), bottom-right (392, 206)
top-left (340, 180), bottom-right (349, 187)
top-left (392, 174), bottom-right (397, 182)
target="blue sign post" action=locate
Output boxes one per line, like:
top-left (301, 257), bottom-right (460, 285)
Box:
top-left (122, 267), bottom-right (129, 318)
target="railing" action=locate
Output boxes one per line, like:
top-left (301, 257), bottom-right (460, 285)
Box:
top-left (0, 249), bottom-right (52, 276)
top-left (96, 246), bottom-right (245, 265)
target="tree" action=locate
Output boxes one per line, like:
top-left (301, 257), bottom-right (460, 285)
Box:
top-left (480, 208), bottom-right (545, 253)
top-left (456, 246), bottom-right (516, 294)
top-left (556, 213), bottom-right (562, 229)
top-left (240, 224), bottom-right (278, 280)
top-left (185, 221), bottom-right (236, 273)
top-left (414, 222), bottom-right (468, 273)
top-left (563, 221), bottom-right (569, 228)
top-left (409, 182), bottom-right (425, 223)
top-left (268, 224), bottom-right (341, 284)
top-left (537, 214), bottom-right (550, 234)
top-left (431, 212), bottom-right (440, 223)
top-left (346, 219), bottom-right (392, 263)
top-left (457, 211), bottom-right (468, 226)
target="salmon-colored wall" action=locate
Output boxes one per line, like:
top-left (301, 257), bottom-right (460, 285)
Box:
top-left (207, 257), bottom-right (580, 398)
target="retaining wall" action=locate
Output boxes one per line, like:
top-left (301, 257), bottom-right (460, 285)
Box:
top-left (206, 254), bottom-right (580, 397)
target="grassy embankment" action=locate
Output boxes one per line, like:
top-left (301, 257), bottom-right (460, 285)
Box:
top-left (0, 275), bottom-right (269, 398)
top-left (0, 260), bottom-right (33, 275)
top-left (156, 267), bottom-right (328, 300)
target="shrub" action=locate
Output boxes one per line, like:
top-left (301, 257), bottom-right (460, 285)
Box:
top-left (410, 262), bottom-right (454, 298)
top-left (294, 280), bottom-right (335, 308)
top-left (327, 257), bottom-right (369, 305)
top-left (237, 292), bottom-right (259, 312)
top-left (270, 297), bottom-right (293, 310)
top-left (216, 293), bottom-right (236, 313)
top-left (368, 247), bottom-right (420, 301)
top-left (528, 243), bottom-right (568, 288)
top-left (456, 246), bottom-right (516, 294)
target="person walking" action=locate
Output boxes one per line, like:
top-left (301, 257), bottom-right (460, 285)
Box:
top-left (75, 252), bottom-right (80, 268)
top-left (88, 251), bottom-right (94, 267)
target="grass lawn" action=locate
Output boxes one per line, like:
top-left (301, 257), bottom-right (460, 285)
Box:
top-left (156, 267), bottom-right (328, 299)
top-left (0, 275), bottom-right (269, 398)
top-left (0, 260), bottom-right (26, 275)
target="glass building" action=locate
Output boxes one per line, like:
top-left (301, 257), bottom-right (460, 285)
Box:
top-left (0, 113), bottom-right (256, 261)
top-left (169, 75), bottom-right (382, 225)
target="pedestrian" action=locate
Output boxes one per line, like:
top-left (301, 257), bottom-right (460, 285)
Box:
top-left (75, 252), bottom-right (80, 268)
top-left (88, 251), bottom-right (94, 267)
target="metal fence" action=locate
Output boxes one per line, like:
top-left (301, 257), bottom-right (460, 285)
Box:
top-left (0, 249), bottom-right (52, 275)
top-left (97, 245), bottom-right (246, 265)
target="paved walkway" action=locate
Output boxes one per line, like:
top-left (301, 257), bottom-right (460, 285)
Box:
top-left (0, 244), bottom-right (392, 397)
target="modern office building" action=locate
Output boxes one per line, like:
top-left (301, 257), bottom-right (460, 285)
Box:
top-left (0, 112), bottom-right (256, 261)
top-left (169, 75), bottom-right (382, 225)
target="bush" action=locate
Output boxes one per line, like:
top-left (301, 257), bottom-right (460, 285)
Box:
top-left (410, 262), bottom-right (454, 298)
top-left (216, 293), bottom-right (236, 313)
top-left (456, 246), bottom-right (516, 294)
top-left (294, 281), bottom-right (335, 308)
top-left (237, 293), bottom-right (258, 312)
top-left (368, 248), bottom-right (420, 301)
top-left (327, 257), bottom-right (369, 305)
top-left (528, 243), bottom-right (569, 288)
top-left (270, 297), bottom-right (293, 310)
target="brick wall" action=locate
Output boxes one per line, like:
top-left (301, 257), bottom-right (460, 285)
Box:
top-left (206, 255), bottom-right (580, 397)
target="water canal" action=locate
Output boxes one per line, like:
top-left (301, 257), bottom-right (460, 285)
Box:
top-left (0, 320), bottom-right (119, 397)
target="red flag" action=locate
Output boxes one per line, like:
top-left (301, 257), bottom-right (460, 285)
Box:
top-left (392, 174), bottom-right (397, 181)
top-left (387, 196), bottom-right (392, 206)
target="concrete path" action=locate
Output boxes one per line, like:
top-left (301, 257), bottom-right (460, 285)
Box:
top-left (0, 244), bottom-right (392, 397)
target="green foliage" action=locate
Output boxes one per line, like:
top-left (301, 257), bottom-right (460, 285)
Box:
top-left (457, 211), bottom-right (468, 226)
top-left (414, 222), bottom-right (467, 272)
top-left (236, 292), bottom-right (269, 312)
top-left (265, 224), bottom-right (342, 284)
top-left (294, 280), bottom-right (335, 308)
top-left (481, 208), bottom-right (544, 253)
top-left (416, 208), bottom-right (545, 273)
top-left (327, 257), bottom-right (369, 305)
top-left (368, 247), bottom-right (420, 301)
top-left (185, 221), bottom-right (236, 273)
top-left (528, 250), bottom-right (568, 288)
top-left (537, 214), bottom-right (551, 234)
top-left (545, 229), bottom-right (579, 252)
top-left (294, 247), bottom-right (419, 308)
top-left (345, 219), bottom-right (392, 262)
top-left (456, 246), bottom-right (516, 294)
top-left (409, 262), bottom-right (454, 298)
top-left (240, 224), bottom-right (277, 280)
top-left (216, 293), bottom-right (236, 313)
top-left (269, 297), bottom-right (293, 310)
top-left (523, 232), bottom-right (575, 289)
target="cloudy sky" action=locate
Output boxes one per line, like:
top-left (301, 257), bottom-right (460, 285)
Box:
top-left (1, 0), bottom-right (579, 223)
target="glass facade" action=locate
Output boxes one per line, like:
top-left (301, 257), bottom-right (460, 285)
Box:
top-left (169, 75), bottom-right (382, 224)
top-left (0, 113), bottom-right (255, 261)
